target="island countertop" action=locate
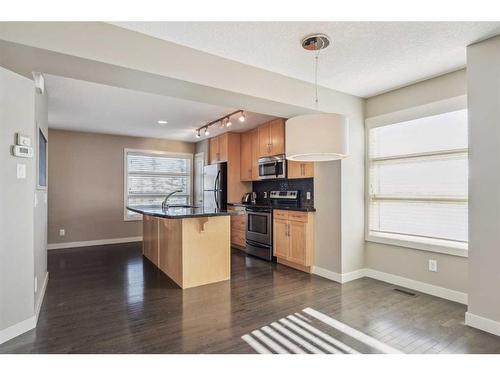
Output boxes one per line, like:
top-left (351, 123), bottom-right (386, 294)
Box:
top-left (127, 205), bottom-right (230, 219)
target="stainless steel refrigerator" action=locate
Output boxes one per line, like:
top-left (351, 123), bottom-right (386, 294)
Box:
top-left (203, 163), bottom-right (227, 210)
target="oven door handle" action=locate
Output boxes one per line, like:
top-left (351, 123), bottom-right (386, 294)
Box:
top-left (246, 239), bottom-right (272, 249)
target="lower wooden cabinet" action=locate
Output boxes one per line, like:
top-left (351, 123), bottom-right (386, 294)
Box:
top-left (143, 214), bottom-right (159, 266)
top-left (273, 210), bottom-right (314, 272)
top-left (288, 161), bottom-right (314, 179)
top-left (228, 205), bottom-right (247, 249)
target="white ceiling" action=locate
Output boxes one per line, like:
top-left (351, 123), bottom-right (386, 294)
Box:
top-left (45, 74), bottom-right (275, 141)
top-left (111, 22), bottom-right (500, 97)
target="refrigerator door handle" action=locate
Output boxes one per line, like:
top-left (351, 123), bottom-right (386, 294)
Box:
top-left (214, 170), bottom-right (220, 209)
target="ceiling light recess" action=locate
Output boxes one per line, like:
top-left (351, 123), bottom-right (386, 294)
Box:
top-left (194, 110), bottom-right (244, 138)
top-left (157, 120), bottom-right (168, 125)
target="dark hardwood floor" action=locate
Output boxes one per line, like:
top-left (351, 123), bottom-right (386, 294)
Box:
top-left (2, 242), bottom-right (500, 354)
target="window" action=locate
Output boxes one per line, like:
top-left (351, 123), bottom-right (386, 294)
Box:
top-left (367, 109), bottom-right (468, 255)
top-left (124, 149), bottom-right (192, 220)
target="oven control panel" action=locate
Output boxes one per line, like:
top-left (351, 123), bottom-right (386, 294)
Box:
top-left (269, 190), bottom-right (298, 200)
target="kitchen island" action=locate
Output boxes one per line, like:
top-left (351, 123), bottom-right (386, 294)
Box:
top-left (127, 205), bottom-right (231, 289)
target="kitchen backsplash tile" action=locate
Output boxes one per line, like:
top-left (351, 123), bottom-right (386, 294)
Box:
top-left (252, 178), bottom-right (314, 207)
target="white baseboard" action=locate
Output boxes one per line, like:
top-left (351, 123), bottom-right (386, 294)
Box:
top-left (48, 236), bottom-right (142, 250)
top-left (465, 312), bottom-right (500, 336)
top-left (0, 272), bottom-right (49, 345)
top-left (312, 266), bottom-right (342, 283)
top-left (365, 269), bottom-right (468, 305)
top-left (312, 266), bottom-right (366, 284)
top-left (0, 316), bottom-right (36, 345)
top-left (312, 266), bottom-right (467, 305)
top-left (35, 272), bottom-right (49, 323)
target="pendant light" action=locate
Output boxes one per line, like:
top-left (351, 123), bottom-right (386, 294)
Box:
top-left (285, 34), bottom-right (349, 162)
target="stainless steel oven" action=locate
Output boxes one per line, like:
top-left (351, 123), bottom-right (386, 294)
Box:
top-left (258, 154), bottom-right (286, 180)
top-left (245, 207), bottom-right (273, 261)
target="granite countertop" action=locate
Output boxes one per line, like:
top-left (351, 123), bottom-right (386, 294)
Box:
top-left (228, 203), bottom-right (316, 212)
top-left (127, 205), bottom-right (230, 219)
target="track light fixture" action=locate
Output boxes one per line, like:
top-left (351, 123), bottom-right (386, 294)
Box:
top-left (194, 110), bottom-right (245, 138)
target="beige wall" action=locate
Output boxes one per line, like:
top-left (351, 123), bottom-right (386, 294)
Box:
top-left (467, 35), bottom-right (500, 323)
top-left (48, 129), bottom-right (194, 244)
top-left (365, 69), bottom-right (468, 293)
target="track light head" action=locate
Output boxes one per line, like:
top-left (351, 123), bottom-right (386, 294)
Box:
top-left (238, 112), bottom-right (246, 122)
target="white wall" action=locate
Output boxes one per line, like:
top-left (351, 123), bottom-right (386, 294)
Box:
top-left (0, 67), bottom-right (36, 341)
top-left (466, 35), bottom-right (500, 330)
top-left (364, 69), bottom-right (469, 294)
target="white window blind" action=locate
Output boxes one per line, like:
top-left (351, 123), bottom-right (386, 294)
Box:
top-left (368, 109), bottom-right (468, 249)
top-left (124, 150), bottom-right (192, 220)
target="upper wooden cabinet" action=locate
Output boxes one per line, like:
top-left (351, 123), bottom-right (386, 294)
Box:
top-left (258, 118), bottom-right (285, 157)
top-left (209, 133), bottom-right (228, 164)
top-left (250, 129), bottom-right (260, 181)
top-left (240, 131), bottom-right (252, 181)
top-left (208, 132), bottom-right (251, 203)
top-left (288, 161), bottom-right (314, 179)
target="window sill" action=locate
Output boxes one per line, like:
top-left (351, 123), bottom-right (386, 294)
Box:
top-left (366, 232), bottom-right (468, 258)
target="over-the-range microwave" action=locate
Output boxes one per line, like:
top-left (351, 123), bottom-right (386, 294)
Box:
top-left (258, 154), bottom-right (286, 180)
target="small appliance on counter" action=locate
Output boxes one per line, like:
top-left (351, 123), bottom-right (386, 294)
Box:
top-left (245, 190), bottom-right (300, 262)
top-left (241, 192), bottom-right (257, 204)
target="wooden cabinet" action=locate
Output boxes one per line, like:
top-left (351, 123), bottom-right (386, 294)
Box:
top-left (143, 214), bottom-right (159, 266)
top-left (258, 118), bottom-right (285, 157)
top-left (273, 218), bottom-right (289, 259)
top-left (250, 129), bottom-right (260, 180)
top-left (273, 210), bottom-right (314, 272)
top-left (240, 131), bottom-right (252, 181)
top-left (288, 161), bottom-right (314, 179)
top-left (208, 132), bottom-right (251, 203)
top-left (240, 128), bottom-right (260, 181)
top-left (209, 133), bottom-right (228, 164)
top-left (228, 205), bottom-right (246, 249)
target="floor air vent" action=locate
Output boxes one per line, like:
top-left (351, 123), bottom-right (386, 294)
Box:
top-left (393, 288), bottom-right (417, 297)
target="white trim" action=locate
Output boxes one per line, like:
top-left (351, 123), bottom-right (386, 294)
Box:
top-left (312, 266), bottom-right (467, 305)
top-left (465, 312), bottom-right (500, 337)
top-left (0, 316), bottom-right (36, 345)
top-left (312, 266), bottom-right (342, 283)
top-left (365, 269), bottom-right (468, 305)
top-left (365, 95), bottom-right (467, 129)
top-left (312, 266), bottom-right (366, 284)
top-left (48, 236), bottom-right (142, 250)
top-left (35, 272), bottom-right (49, 323)
top-left (366, 233), bottom-right (468, 258)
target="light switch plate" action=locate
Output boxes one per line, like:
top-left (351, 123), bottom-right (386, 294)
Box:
top-left (17, 163), bottom-right (26, 179)
top-left (306, 192), bottom-right (311, 200)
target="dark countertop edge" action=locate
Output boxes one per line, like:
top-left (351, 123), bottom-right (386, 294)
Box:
top-left (126, 206), bottom-right (230, 219)
top-left (228, 203), bottom-right (316, 212)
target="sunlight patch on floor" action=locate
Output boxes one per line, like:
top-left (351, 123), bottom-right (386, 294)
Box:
top-left (241, 307), bottom-right (403, 354)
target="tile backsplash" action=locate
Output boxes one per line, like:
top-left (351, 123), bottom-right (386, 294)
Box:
top-left (252, 178), bottom-right (314, 207)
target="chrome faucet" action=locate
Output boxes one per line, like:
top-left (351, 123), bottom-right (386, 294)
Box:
top-left (162, 190), bottom-right (182, 210)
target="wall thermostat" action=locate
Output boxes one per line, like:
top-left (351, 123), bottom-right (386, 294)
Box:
top-left (16, 133), bottom-right (31, 147)
top-left (12, 145), bottom-right (33, 158)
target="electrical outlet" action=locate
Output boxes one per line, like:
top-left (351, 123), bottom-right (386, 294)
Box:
top-left (59, 229), bottom-right (65, 237)
top-left (428, 259), bottom-right (438, 272)
top-left (306, 191), bottom-right (311, 200)
top-left (34, 276), bottom-right (38, 293)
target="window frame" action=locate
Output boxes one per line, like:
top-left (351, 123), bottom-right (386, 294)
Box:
top-left (364, 96), bottom-right (468, 258)
top-left (123, 148), bottom-right (194, 221)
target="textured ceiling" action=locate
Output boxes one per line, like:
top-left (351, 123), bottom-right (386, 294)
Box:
top-left (45, 74), bottom-right (275, 141)
top-left (111, 22), bottom-right (500, 97)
